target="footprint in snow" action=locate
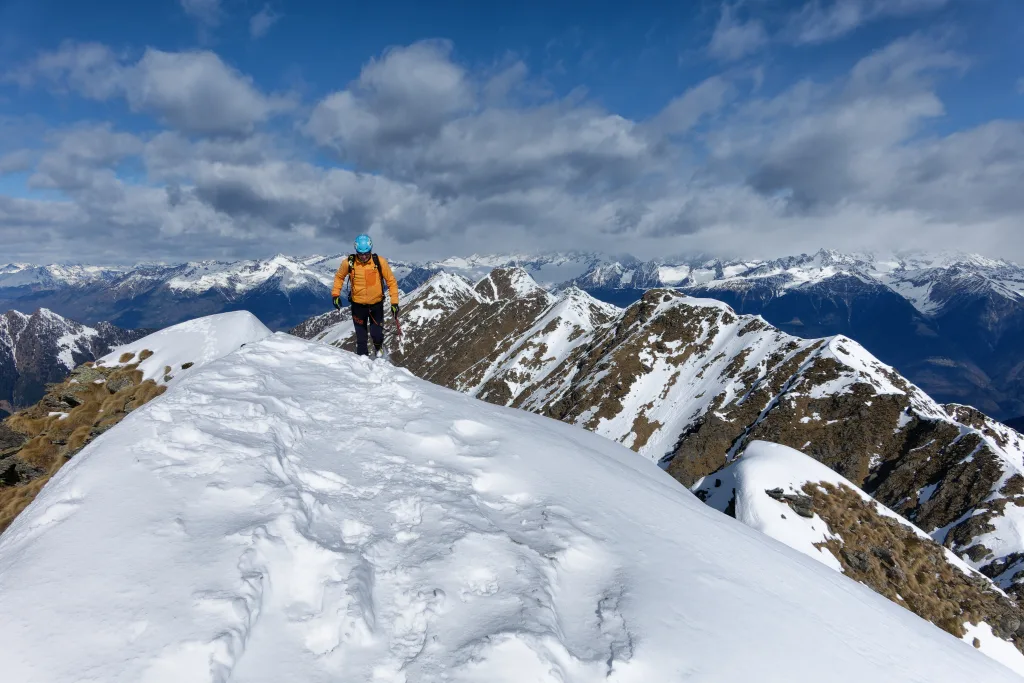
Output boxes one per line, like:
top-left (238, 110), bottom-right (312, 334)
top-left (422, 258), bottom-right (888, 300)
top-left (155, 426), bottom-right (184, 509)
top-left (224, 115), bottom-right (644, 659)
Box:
top-left (449, 419), bottom-right (496, 442)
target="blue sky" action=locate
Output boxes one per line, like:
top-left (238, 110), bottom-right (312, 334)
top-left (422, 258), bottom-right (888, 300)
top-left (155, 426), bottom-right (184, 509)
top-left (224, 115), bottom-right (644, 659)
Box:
top-left (1, 0), bottom-right (1023, 263)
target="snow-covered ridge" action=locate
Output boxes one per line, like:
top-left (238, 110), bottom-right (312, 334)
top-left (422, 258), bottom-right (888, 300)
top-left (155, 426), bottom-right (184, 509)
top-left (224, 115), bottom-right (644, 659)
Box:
top-left (164, 255), bottom-right (337, 294)
top-left (97, 311), bottom-right (272, 388)
top-left (696, 441), bottom-right (1024, 675)
top-left (0, 332), bottom-right (1018, 682)
top-left (298, 275), bottom-right (1024, 615)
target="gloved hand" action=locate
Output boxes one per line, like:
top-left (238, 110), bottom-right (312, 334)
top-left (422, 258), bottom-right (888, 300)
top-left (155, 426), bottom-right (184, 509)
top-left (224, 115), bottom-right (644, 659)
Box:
top-left (391, 303), bottom-right (400, 317)
top-left (333, 296), bottom-right (342, 310)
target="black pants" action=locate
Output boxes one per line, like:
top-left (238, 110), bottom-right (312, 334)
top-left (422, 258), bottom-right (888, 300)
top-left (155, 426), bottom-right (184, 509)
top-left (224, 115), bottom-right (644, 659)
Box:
top-left (351, 300), bottom-right (384, 355)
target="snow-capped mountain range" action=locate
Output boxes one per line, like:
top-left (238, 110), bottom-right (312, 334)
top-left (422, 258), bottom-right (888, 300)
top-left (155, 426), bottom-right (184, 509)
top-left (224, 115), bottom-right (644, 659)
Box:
top-left (4, 249), bottom-right (1020, 316)
top-left (2, 248), bottom-right (1022, 420)
top-left (294, 266), bottom-right (1024, 651)
top-left (0, 309), bottom-right (145, 415)
top-left (1, 314), bottom-right (1022, 680)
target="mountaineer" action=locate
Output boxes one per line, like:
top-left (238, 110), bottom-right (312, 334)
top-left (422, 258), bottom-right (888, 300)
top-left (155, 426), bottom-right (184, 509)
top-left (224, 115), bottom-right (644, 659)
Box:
top-left (332, 234), bottom-right (400, 357)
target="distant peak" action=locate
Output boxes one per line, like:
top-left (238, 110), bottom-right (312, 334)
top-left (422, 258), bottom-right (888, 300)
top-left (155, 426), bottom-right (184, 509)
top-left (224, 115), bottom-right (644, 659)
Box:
top-left (475, 267), bottom-right (547, 301)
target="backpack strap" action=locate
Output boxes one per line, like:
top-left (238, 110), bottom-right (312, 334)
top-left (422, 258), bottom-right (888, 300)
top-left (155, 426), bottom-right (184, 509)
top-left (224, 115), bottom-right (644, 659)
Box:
top-left (372, 254), bottom-right (387, 304)
top-left (348, 254), bottom-right (387, 304)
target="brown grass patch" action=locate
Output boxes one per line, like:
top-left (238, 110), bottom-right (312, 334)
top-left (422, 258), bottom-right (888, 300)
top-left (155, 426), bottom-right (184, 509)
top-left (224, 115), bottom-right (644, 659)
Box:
top-left (6, 413), bottom-right (52, 439)
top-left (16, 437), bottom-right (59, 471)
top-left (127, 381), bottom-right (166, 412)
top-left (118, 352), bottom-right (136, 363)
top-left (629, 403), bottom-right (663, 450)
top-left (138, 349), bottom-right (154, 361)
top-left (798, 481), bottom-right (1024, 649)
top-left (0, 475), bottom-right (51, 534)
top-left (0, 365), bottom-right (169, 536)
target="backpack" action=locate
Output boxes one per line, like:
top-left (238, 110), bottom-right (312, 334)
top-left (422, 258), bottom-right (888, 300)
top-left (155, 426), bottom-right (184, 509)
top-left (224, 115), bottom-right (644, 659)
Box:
top-left (345, 253), bottom-right (386, 303)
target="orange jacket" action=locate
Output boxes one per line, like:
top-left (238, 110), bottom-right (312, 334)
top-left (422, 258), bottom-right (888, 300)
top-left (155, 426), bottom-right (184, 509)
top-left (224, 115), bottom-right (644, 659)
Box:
top-left (332, 255), bottom-right (400, 305)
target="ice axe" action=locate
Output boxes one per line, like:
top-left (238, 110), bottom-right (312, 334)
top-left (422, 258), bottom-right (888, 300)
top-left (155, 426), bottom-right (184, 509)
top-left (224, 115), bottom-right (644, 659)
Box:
top-left (392, 307), bottom-right (404, 355)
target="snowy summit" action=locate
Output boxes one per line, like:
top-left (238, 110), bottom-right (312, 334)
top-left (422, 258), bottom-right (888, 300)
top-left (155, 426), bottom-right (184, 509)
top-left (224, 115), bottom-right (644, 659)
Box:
top-left (0, 319), bottom-right (1018, 682)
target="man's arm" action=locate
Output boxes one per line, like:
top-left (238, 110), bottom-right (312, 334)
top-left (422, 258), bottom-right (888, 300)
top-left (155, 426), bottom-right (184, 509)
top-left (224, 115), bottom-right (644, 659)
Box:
top-left (332, 260), bottom-right (350, 298)
top-left (380, 257), bottom-right (399, 305)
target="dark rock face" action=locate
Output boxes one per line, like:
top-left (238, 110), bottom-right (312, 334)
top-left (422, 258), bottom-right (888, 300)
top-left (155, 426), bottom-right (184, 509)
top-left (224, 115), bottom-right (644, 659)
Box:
top-left (0, 309), bottom-right (148, 411)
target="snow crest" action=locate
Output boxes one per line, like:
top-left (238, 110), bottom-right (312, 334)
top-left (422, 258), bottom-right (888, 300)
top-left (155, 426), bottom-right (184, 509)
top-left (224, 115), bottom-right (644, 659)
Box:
top-left (98, 311), bottom-right (272, 387)
top-left (0, 335), bottom-right (1019, 682)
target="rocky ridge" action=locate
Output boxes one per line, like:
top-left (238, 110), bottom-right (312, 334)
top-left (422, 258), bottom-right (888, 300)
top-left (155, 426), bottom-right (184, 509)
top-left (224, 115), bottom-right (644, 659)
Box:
top-left (298, 268), bottom-right (1024, 604)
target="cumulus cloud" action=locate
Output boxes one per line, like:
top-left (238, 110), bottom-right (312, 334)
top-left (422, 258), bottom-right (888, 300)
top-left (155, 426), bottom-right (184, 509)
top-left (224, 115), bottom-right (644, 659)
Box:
top-left (706, 36), bottom-right (967, 210)
top-left (250, 5), bottom-right (280, 39)
top-left (709, 4), bottom-right (769, 62)
top-left (127, 49), bottom-right (292, 135)
top-left (28, 125), bottom-right (143, 195)
top-left (2, 34), bottom-right (1024, 264)
top-left (787, 0), bottom-right (949, 45)
top-left (306, 39), bottom-right (662, 216)
top-left (8, 42), bottom-right (292, 136)
top-left (307, 40), bottom-right (473, 155)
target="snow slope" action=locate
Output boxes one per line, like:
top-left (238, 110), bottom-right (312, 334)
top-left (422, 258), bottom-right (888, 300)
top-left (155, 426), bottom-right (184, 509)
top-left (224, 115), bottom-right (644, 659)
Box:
top-left (0, 333), bottom-right (1019, 682)
top-left (696, 441), bottom-right (1024, 676)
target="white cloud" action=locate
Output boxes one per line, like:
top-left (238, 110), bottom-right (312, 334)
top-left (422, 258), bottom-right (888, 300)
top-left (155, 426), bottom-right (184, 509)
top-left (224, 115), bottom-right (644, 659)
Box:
top-left (128, 49), bottom-right (292, 135)
top-left (308, 40), bottom-right (473, 155)
top-left (788, 0), bottom-right (949, 45)
top-left (9, 43), bottom-right (293, 136)
top-left (6, 42), bottom-right (126, 99)
top-left (0, 150), bottom-right (35, 174)
top-left (180, 0), bottom-right (221, 28)
top-left (3, 35), bottom-right (1024, 265)
top-left (709, 4), bottom-right (769, 61)
top-left (306, 40), bottom-right (660, 210)
top-left (250, 5), bottom-right (280, 39)
top-left (650, 76), bottom-right (735, 135)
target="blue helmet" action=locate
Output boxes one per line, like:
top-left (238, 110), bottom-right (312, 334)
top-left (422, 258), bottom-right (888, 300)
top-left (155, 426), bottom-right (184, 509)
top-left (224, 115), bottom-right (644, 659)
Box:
top-left (354, 234), bottom-right (372, 254)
